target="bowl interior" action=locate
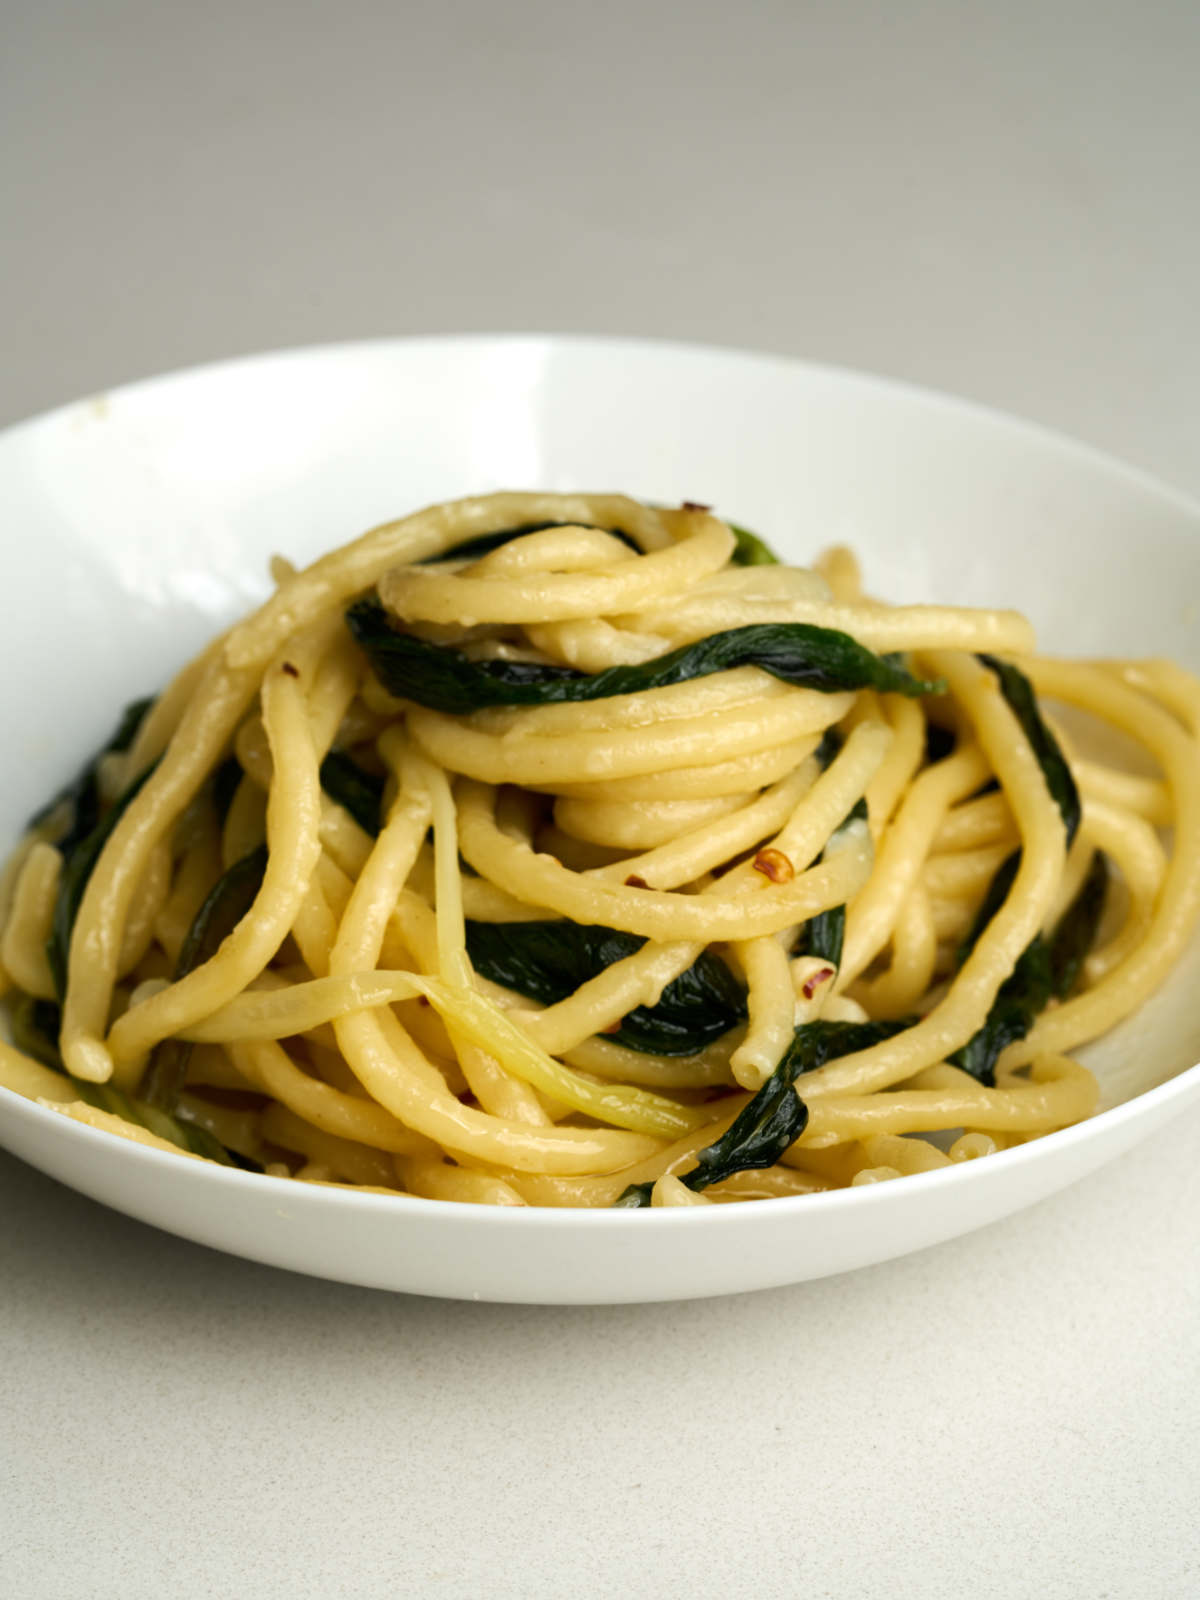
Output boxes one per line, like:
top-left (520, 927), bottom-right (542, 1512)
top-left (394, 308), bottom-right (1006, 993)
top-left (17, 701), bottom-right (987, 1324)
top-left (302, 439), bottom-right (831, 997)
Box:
top-left (1, 335), bottom-right (1198, 1298)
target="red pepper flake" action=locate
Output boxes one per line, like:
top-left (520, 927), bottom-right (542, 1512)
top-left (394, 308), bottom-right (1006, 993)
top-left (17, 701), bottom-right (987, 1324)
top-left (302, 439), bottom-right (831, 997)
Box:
top-left (802, 965), bottom-right (835, 1000)
top-left (624, 874), bottom-right (649, 889)
top-left (681, 500), bottom-right (712, 513)
top-left (752, 847), bottom-right (794, 884)
top-left (281, 661), bottom-right (300, 678)
top-left (600, 1019), bottom-right (623, 1035)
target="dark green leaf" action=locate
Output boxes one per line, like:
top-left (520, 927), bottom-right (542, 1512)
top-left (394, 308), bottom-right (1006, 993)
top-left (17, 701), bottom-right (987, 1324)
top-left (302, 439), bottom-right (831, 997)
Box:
top-left (347, 600), bottom-right (944, 715)
top-left (46, 760), bottom-right (159, 1002)
top-left (107, 698), bottom-right (155, 755)
top-left (948, 937), bottom-right (1054, 1085)
top-left (8, 996), bottom-right (64, 1068)
top-left (73, 1081), bottom-right (257, 1167)
top-left (420, 520), bottom-right (637, 564)
top-left (1049, 850), bottom-right (1109, 1000)
top-left (320, 750), bottom-right (385, 837)
top-left (682, 1020), bottom-right (910, 1191)
top-left (613, 1017), bottom-right (911, 1206)
top-left (956, 850), bottom-right (1021, 968)
top-left (728, 522), bottom-right (780, 566)
top-left (979, 654), bottom-right (1080, 845)
top-left (948, 848), bottom-right (1107, 1085)
top-left (795, 797), bottom-right (869, 967)
top-left (6, 996), bottom-right (254, 1168)
top-left (683, 1071), bottom-right (810, 1191)
top-left (933, 662), bottom-right (1084, 1084)
top-left (777, 1017), bottom-right (914, 1080)
top-left (465, 920), bottom-right (747, 1056)
top-left (799, 904), bottom-right (846, 969)
top-left (139, 846), bottom-right (268, 1109)
top-left (30, 697), bottom-right (154, 857)
top-left (176, 845), bottom-right (270, 991)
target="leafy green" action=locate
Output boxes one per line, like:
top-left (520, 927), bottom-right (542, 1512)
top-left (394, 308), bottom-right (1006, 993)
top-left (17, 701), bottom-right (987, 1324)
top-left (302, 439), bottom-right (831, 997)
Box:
top-left (9, 995), bottom-right (65, 1069)
top-left (796, 797), bottom-right (869, 968)
top-left (612, 1076), bottom-right (809, 1209)
top-left (46, 760), bottom-right (159, 1002)
top-left (176, 846), bottom-right (269, 979)
top-left (347, 600), bottom-right (944, 715)
top-left (956, 850), bottom-right (1021, 968)
top-left (80, 1084), bottom-right (255, 1167)
top-left (728, 522), bottom-right (780, 566)
top-left (941, 663), bottom-right (1091, 1084)
top-left (949, 850), bottom-right (1109, 1085)
top-left (792, 726), bottom-right (858, 968)
top-left (139, 846), bottom-right (268, 1109)
top-left (465, 919), bottom-right (747, 1056)
top-left (347, 601), bottom-right (577, 709)
top-left (107, 698), bottom-right (154, 755)
top-left (421, 520), bottom-right (637, 564)
top-left (31, 697), bottom-right (154, 858)
top-left (1048, 849), bottom-right (1109, 1000)
top-left (427, 513), bottom-right (769, 569)
top-left (320, 750), bottom-right (385, 837)
top-left (979, 654), bottom-right (1080, 845)
top-left (614, 1067), bottom-right (811, 1206)
top-left (948, 939), bottom-right (1055, 1086)
top-left (40, 697), bottom-right (159, 1001)
top-left (777, 1017), bottom-right (914, 1080)
top-left (614, 1018), bottom-right (910, 1205)
top-left (800, 903), bottom-right (847, 971)
top-left (8, 996), bottom-right (253, 1168)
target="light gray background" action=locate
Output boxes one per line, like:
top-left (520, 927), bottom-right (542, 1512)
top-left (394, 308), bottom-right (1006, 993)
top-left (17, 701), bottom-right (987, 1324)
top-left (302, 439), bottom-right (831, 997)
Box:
top-left (2, 3), bottom-right (1198, 1597)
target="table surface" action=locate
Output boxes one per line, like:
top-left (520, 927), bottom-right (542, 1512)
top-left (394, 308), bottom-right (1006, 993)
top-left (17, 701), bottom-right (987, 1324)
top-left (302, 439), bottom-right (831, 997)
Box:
top-left (2, 4), bottom-right (1198, 1597)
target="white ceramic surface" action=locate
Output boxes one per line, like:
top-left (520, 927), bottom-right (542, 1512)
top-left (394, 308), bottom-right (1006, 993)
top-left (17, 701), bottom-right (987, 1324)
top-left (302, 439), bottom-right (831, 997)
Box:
top-left (1, 334), bottom-right (1197, 1304)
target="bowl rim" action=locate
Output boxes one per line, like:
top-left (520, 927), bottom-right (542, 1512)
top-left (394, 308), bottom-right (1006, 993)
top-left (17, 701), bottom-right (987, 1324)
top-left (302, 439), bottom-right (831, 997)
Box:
top-left (2, 329), bottom-right (1198, 1231)
top-left (3, 1047), bottom-right (1199, 1229)
top-left (6, 328), bottom-right (1200, 523)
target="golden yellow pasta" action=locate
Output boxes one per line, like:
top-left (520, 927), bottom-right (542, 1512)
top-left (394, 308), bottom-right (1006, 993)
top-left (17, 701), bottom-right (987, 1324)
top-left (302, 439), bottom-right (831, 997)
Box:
top-left (2, 491), bottom-right (1198, 1209)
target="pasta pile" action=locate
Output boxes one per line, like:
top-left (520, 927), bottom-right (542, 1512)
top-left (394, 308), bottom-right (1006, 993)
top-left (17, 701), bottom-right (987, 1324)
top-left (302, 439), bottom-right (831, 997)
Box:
top-left (2, 492), bottom-right (1198, 1208)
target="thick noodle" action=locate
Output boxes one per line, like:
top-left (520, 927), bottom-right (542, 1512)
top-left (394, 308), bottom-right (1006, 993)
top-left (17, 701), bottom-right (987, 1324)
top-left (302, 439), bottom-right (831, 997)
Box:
top-left (2, 492), bottom-right (1198, 1206)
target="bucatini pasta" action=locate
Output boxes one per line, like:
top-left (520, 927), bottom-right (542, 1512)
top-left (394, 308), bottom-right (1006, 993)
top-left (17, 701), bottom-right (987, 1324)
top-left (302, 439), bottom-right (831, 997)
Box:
top-left (2, 492), bottom-right (1198, 1208)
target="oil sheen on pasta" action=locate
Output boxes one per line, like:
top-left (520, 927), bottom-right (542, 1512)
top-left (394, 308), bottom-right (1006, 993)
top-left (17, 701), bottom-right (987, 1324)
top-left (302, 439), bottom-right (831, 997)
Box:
top-left (2, 493), bottom-right (1198, 1208)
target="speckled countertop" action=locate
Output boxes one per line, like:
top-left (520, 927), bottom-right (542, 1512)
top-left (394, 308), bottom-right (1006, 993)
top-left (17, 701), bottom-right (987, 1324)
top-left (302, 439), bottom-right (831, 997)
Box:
top-left (2, 4), bottom-right (1198, 1595)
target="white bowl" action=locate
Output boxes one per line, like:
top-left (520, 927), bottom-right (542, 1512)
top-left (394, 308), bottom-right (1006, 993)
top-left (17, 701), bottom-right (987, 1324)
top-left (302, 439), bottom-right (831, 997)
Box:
top-left (2, 335), bottom-right (1198, 1303)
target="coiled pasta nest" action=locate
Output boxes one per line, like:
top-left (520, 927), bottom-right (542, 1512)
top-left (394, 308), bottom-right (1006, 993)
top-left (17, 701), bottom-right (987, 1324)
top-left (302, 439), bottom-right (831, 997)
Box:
top-left (3, 493), bottom-right (1198, 1207)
